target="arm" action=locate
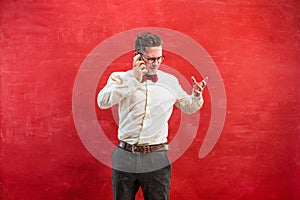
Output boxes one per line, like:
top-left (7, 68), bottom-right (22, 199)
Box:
top-left (97, 54), bottom-right (148, 109)
top-left (175, 86), bottom-right (204, 114)
top-left (97, 72), bottom-right (141, 109)
top-left (175, 76), bottom-right (207, 114)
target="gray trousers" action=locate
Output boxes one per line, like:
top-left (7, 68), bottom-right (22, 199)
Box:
top-left (111, 147), bottom-right (171, 200)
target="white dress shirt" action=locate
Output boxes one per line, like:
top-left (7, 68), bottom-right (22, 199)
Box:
top-left (97, 70), bottom-right (204, 145)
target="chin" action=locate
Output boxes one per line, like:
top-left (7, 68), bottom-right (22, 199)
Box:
top-left (148, 67), bottom-right (159, 75)
top-left (148, 70), bottom-right (157, 75)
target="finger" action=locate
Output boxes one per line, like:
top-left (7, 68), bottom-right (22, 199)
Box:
top-left (133, 55), bottom-right (145, 68)
top-left (193, 88), bottom-right (202, 96)
top-left (201, 77), bottom-right (209, 87)
top-left (133, 54), bottom-right (141, 62)
top-left (193, 88), bottom-right (200, 93)
top-left (191, 76), bottom-right (197, 84)
top-left (136, 60), bottom-right (145, 66)
top-left (204, 76), bottom-right (209, 82)
top-left (140, 63), bottom-right (147, 71)
top-left (134, 61), bottom-right (146, 69)
top-left (192, 76), bottom-right (203, 88)
top-left (194, 80), bottom-right (202, 89)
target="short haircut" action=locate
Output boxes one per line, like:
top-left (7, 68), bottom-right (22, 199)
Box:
top-left (135, 32), bottom-right (163, 53)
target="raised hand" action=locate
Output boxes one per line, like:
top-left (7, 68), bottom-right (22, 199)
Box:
top-left (191, 76), bottom-right (208, 97)
top-left (133, 54), bottom-right (148, 82)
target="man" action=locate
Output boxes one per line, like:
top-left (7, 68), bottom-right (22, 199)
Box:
top-left (97, 32), bottom-right (207, 200)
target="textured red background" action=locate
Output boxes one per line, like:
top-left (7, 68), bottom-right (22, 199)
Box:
top-left (1, 0), bottom-right (300, 199)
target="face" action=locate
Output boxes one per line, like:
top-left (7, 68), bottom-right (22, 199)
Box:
top-left (141, 46), bottom-right (163, 75)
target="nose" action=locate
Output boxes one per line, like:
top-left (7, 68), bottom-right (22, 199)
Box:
top-left (153, 59), bottom-right (159, 65)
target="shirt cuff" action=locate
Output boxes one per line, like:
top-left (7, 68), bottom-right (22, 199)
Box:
top-left (192, 93), bottom-right (204, 105)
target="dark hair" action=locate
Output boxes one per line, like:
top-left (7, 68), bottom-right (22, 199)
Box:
top-left (135, 32), bottom-right (163, 53)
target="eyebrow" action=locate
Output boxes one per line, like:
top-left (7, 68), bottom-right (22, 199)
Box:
top-left (139, 53), bottom-right (163, 59)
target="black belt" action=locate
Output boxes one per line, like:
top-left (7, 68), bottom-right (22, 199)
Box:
top-left (118, 141), bottom-right (170, 154)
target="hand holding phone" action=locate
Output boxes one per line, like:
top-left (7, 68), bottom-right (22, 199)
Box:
top-left (133, 54), bottom-right (148, 82)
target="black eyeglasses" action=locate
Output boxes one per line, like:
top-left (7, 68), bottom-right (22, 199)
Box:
top-left (138, 53), bottom-right (165, 64)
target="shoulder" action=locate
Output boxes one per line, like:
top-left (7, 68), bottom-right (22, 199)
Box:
top-left (156, 70), bottom-right (186, 95)
top-left (109, 70), bottom-right (134, 79)
top-left (157, 70), bottom-right (179, 83)
top-left (108, 70), bottom-right (133, 84)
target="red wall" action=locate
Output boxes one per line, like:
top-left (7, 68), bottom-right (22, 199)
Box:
top-left (1, 0), bottom-right (300, 199)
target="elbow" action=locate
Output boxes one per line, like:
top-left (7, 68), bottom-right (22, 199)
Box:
top-left (97, 92), bottom-right (111, 109)
top-left (97, 102), bottom-right (107, 109)
top-left (97, 98), bottom-right (112, 109)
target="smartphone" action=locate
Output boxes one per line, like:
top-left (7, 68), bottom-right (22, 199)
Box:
top-left (138, 52), bottom-right (144, 61)
top-left (134, 51), bottom-right (146, 71)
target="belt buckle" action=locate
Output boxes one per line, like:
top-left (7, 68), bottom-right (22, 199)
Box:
top-left (131, 145), bottom-right (139, 154)
top-left (131, 145), bottom-right (151, 154)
